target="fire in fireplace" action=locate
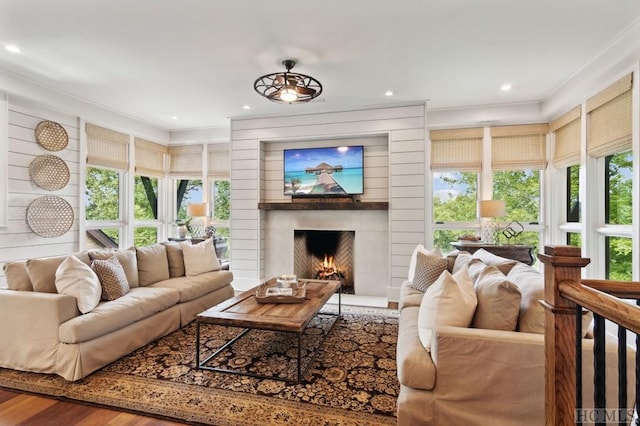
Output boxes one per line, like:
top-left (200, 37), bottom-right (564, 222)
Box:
top-left (293, 230), bottom-right (354, 294)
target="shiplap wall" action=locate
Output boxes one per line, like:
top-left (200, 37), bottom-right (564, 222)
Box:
top-left (0, 101), bottom-right (80, 288)
top-left (230, 104), bottom-right (426, 300)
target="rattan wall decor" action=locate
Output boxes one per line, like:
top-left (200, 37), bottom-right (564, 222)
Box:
top-left (35, 120), bottom-right (69, 151)
top-left (29, 155), bottom-right (70, 191)
top-left (27, 195), bottom-right (74, 238)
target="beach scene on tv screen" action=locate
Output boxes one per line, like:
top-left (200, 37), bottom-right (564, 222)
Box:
top-left (284, 146), bottom-right (364, 196)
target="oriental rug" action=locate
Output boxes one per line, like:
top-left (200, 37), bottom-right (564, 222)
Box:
top-left (0, 306), bottom-right (398, 425)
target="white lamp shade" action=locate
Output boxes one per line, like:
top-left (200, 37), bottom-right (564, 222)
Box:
top-left (479, 200), bottom-right (506, 218)
top-left (187, 202), bottom-right (208, 217)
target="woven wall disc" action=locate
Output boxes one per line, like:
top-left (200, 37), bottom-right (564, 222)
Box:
top-left (27, 196), bottom-right (74, 238)
top-left (35, 120), bottom-right (69, 152)
top-left (29, 155), bottom-right (70, 191)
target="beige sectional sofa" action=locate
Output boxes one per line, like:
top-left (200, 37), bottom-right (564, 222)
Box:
top-left (396, 247), bottom-right (634, 425)
top-left (0, 240), bottom-right (234, 381)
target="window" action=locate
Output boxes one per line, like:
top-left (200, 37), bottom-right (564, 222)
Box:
top-left (567, 165), bottom-right (580, 223)
top-left (604, 151), bottom-right (632, 279)
top-left (134, 175), bottom-right (159, 246)
top-left (210, 179), bottom-right (230, 239)
top-left (85, 166), bottom-right (121, 247)
top-left (432, 171), bottom-right (478, 252)
top-left (176, 179), bottom-right (203, 220)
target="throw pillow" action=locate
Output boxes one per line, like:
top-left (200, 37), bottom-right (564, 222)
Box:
top-left (27, 252), bottom-right (91, 293)
top-left (451, 251), bottom-right (473, 274)
top-left (54, 255), bottom-right (101, 314)
top-left (3, 260), bottom-right (33, 291)
top-left (136, 244), bottom-right (170, 286)
top-left (162, 241), bottom-right (187, 277)
top-left (91, 256), bottom-right (130, 301)
top-left (472, 249), bottom-right (518, 275)
top-left (409, 252), bottom-right (448, 292)
top-left (181, 239), bottom-right (221, 276)
top-left (417, 265), bottom-right (478, 350)
top-left (88, 248), bottom-right (139, 288)
top-left (467, 258), bottom-right (489, 284)
top-left (507, 263), bottom-right (545, 334)
top-left (408, 244), bottom-right (442, 283)
top-left (472, 266), bottom-right (522, 331)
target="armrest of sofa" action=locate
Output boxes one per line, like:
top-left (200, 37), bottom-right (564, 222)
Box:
top-left (0, 290), bottom-right (79, 372)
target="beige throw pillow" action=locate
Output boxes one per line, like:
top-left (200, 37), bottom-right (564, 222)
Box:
top-left (408, 244), bottom-right (442, 283)
top-left (451, 251), bottom-right (473, 275)
top-left (92, 256), bottom-right (130, 301)
top-left (55, 255), bottom-right (101, 314)
top-left (3, 261), bottom-right (33, 291)
top-left (88, 248), bottom-right (139, 288)
top-left (472, 249), bottom-right (518, 275)
top-left (409, 252), bottom-right (448, 292)
top-left (507, 263), bottom-right (546, 334)
top-left (181, 239), bottom-right (221, 276)
top-left (136, 244), bottom-right (170, 286)
top-left (417, 265), bottom-right (478, 350)
top-left (472, 266), bottom-right (521, 331)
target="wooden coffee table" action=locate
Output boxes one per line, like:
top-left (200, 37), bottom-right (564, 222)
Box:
top-left (196, 278), bottom-right (341, 383)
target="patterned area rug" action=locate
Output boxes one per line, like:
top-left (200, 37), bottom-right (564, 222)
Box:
top-left (0, 306), bottom-right (399, 425)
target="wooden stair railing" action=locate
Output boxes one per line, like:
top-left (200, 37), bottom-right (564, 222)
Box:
top-left (539, 245), bottom-right (640, 425)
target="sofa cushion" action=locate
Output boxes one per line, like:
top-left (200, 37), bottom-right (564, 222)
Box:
top-left (58, 287), bottom-right (180, 344)
top-left (136, 244), bottom-right (170, 286)
top-left (88, 248), bottom-right (139, 288)
top-left (397, 306), bottom-right (436, 390)
top-left (3, 260), bottom-right (33, 291)
top-left (162, 241), bottom-right (186, 277)
top-left (399, 280), bottom-right (424, 311)
top-left (408, 244), bottom-right (441, 283)
top-left (451, 251), bottom-right (473, 274)
top-left (54, 255), bottom-right (102, 314)
top-left (92, 256), bottom-right (130, 301)
top-left (472, 266), bottom-right (521, 331)
top-left (409, 252), bottom-right (448, 292)
top-left (507, 263), bottom-right (545, 333)
top-left (181, 239), bottom-right (221, 276)
top-left (467, 258), bottom-right (489, 284)
top-left (149, 270), bottom-right (233, 303)
top-left (27, 252), bottom-right (91, 293)
top-left (472, 249), bottom-right (518, 275)
top-left (417, 265), bottom-right (477, 350)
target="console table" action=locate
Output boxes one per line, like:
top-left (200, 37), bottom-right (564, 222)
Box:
top-left (450, 241), bottom-right (535, 266)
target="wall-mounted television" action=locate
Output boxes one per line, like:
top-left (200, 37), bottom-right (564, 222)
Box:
top-left (283, 145), bottom-right (364, 197)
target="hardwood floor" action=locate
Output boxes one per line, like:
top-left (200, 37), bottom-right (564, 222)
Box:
top-left (0, 389), bottom-right (188, 425)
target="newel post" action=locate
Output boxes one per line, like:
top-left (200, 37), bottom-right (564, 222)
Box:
top-left (538, 245), bottom-right (590, 426)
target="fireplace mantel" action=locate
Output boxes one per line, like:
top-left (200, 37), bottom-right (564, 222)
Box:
top-left (258, 202), bottom-right (389, 211)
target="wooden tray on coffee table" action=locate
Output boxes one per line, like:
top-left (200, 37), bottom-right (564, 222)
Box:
top-left (255, 277), bottom-right (307, 303)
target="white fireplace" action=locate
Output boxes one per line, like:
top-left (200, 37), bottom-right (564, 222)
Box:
top-left (263, 210), bottom-right (389, 297)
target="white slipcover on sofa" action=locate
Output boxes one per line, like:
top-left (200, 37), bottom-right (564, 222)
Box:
top-left (0, 240), bottom-right (234, 381)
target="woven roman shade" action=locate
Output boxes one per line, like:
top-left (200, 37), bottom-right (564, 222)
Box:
top-left (134, 138), bottom-right (167, 177)
top-left (430, 127), bottom-right (483, 171)
top-left (586, 74), bottom-right (633, 158)
top-left (86, 123), bottom-right (129, 170)
top-left (168, 145), bottom-right (203, 177)
top-left (491, 124), bottom-right (549, 170)
top-left (550, 106), bottom-right (581, 168)
top-left (207, 143), bottom-right (231, 178)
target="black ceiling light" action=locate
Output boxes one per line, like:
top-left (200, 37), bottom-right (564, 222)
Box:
top-left (254, 59), bottom-right (322, 104)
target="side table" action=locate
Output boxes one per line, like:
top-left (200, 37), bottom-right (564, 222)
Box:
top-left (450, 241), bottom-right (535, 265)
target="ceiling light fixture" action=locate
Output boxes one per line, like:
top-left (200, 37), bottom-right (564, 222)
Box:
top-left (254, 59), bottom-right (322, 104)
top-left (4, 44), bottom-right (21, 53)
top-left (500, 83), bottom-right (512, 91)
top-left (385, 90), bottom-right (394, 97)
top-left (243, 105), bottom-right (251, 110)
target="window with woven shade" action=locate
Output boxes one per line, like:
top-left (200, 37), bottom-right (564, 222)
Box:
top-left (86, 123), bottom-right (129, 170)
top-left (430, 127), bottom-right (483, 171)
top-left (586, 74), bottom-right (632, 158)
top-left (207, 143), bottom-right (230, 178)
top-left (491, 124), bottom-right (549, 170)
top-left (168, 145), bottom-right (203, 177)
top-left (134, 138), bottom-right (167, 177)
top-left (550, 106), bottom-right (581, 168)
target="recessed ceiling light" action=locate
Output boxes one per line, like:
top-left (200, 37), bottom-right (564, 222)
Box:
top-left (171, 116), bottom-right (179, 120)
top-left (385, 90), bottom-right (394, 97)
top-left (500, 84), bottom-right (512, 92)
top-left (4, 44), bottom-right (21, 53)
top-left (243, 105), bottom-right (251, 110)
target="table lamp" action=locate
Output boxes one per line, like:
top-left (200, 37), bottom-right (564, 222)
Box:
top-left (186, 202), bottom-right (208, 238)
top-left (479, 200), bottom-right (506, 244)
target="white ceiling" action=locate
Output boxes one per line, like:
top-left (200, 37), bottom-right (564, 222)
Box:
top-left (1, 0), bottom-right (640, 131)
